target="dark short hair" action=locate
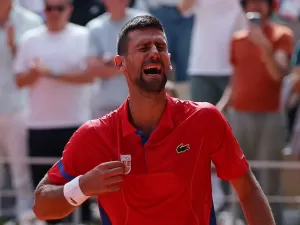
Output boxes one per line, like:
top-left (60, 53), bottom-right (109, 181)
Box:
top-left (44, 0), bottom-right (73, 5)
top-left (240, 0), bottom-right (274, 16)
top-left (117, 15), bottom-right (165, 55)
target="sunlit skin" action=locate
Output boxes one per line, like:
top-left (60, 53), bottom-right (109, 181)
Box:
top-left (244, 0), bottom-right (270, 24)
top-left (115, 28), bottom-right (172, 95)
top-left (44, 0), bottom-right (72, 31)
top-left (0, 0), bottom-right (12, 25)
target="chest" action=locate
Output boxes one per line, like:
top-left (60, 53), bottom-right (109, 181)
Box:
top-left (28, 34), bottom-right (88, 74)
top-left (233, 33), bottom-right (281, 65)
top-left (97, 124), bottom-right (212, 222)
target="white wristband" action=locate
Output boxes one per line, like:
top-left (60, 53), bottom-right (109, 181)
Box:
top-left (63, 176), bottom-right (89, 206)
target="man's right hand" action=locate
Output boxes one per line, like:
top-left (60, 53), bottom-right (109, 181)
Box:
top-left (79, 161), bottom-right (125, 196)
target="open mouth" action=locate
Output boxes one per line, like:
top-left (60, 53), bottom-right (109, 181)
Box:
top-left (143, 65), bottom-right (162, 76)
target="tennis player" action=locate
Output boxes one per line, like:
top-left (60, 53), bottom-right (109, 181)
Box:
top-left (33, 15), bottom-right (275, 225)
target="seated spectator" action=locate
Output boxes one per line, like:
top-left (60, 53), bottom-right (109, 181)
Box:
top-left (217, 0), bottom-right (294, 224)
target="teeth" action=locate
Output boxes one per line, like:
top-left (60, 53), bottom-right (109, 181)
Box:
top-left (145, 66), bottom-right (159, 70)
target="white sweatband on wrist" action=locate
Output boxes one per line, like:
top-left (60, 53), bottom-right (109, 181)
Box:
top-left (63, 176), bottom-right (89, 206)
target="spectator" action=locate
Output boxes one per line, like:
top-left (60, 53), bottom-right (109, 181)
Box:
top-left (87, 0), bottom-right (147, 119)
top-left (143, 0), bottom-right (194, 100)
top-left (70, 0), bottom-right (105, 26)
top-left (16, 0), bottom-right (44, 17)
top-left (69, 0), bottom-right (137, 27)
top-left (0, 1), bottom-right (42, 224)
top-left (181, 0), bottom-right (247, 104)
top-left (217, 0), bottom-right (294, 224)
top-left (14, 0), bottom-right (94, 223)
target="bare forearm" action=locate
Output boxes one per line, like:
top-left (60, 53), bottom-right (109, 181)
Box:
top-left (261, 50), bottom-right (285, 82)
top-left (33, 184), bottom-right (75, 220)
top-left (15, 72), bottom-right (34, 88)
top-left (216, 85), bottom-right (231, 110)
top-left (240, 187), bottom-right (275, 225)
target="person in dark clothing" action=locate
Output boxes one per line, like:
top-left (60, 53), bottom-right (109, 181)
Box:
top-left (69, 0), bottom-right (136, 26)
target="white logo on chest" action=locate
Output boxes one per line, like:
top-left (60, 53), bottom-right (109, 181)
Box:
top-left (120, 154), bottom-right (132, 175)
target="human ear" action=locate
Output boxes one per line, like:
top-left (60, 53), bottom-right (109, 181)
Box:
top-left (115, 55), bottom-right (126, 72)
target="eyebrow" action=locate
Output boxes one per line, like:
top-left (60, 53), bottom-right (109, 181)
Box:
top-left (135, 40), bottom-right (167, 47)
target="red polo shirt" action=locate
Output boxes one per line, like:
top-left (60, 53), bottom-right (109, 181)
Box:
top-left (48, 96), bottom-right (249, 225)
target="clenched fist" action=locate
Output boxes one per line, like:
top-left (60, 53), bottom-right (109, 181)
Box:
top-left (79, 161), bottom-right (125, 196)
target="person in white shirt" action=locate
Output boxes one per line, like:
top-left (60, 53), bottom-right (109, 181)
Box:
top-left (14, 0), bottom-right (94, 223)
top-left (0, 1), bottom-right (42, 224)
top-left (181, 0), bottom-right (247, 104)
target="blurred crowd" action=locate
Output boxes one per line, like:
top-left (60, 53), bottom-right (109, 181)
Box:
top-left (1, 0), bottom-right (300, 225)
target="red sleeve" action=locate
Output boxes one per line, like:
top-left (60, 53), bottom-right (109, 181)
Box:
top-left (203, 104), bottom-right (249, 181)
top-left (47, 120), bottom-right (103, 185)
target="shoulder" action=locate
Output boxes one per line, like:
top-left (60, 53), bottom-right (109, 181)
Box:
top-left (15, 6), bottom-right (43, 26)
top-left (272, 23), bottom-right (293, 38)
top-left (86, 13), bottom-right (110, 31)
top-left (171, 98), bottom-right (222, 125)
top-left (90, 110), bottom-right (120, 141)
top-left (232, 29), bottom-right (249, 42)
top-left (69, 117), bottom-right (117, 152)
top-left (68, 23), bottom-right (89, 35)
top-left (127, 8), bottom-right (150, 17)
top-left (172, 98), bottom-right (218, 113)
top-left (191, 101), bottom-right (222, 121)
top-left (19, 26), bottom-right (46, 45)
top-left (79, 115), bottom-right (116, 136)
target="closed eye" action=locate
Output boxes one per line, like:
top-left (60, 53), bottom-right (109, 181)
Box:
top-left (139, 47), bottom-right (148, 52)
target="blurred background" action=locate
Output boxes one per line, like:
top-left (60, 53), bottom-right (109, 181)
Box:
top-left (1, 0), bottom-right (300, 224)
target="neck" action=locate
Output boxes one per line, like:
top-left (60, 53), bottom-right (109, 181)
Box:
top-left (110, 10), bottom-right (126, 21)
top-left (128, 90), bottom-right (167, 136)
top-left (260, 18), bottom-right (269, 28)
top-left (47, 23), bottom-right (67, 32)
